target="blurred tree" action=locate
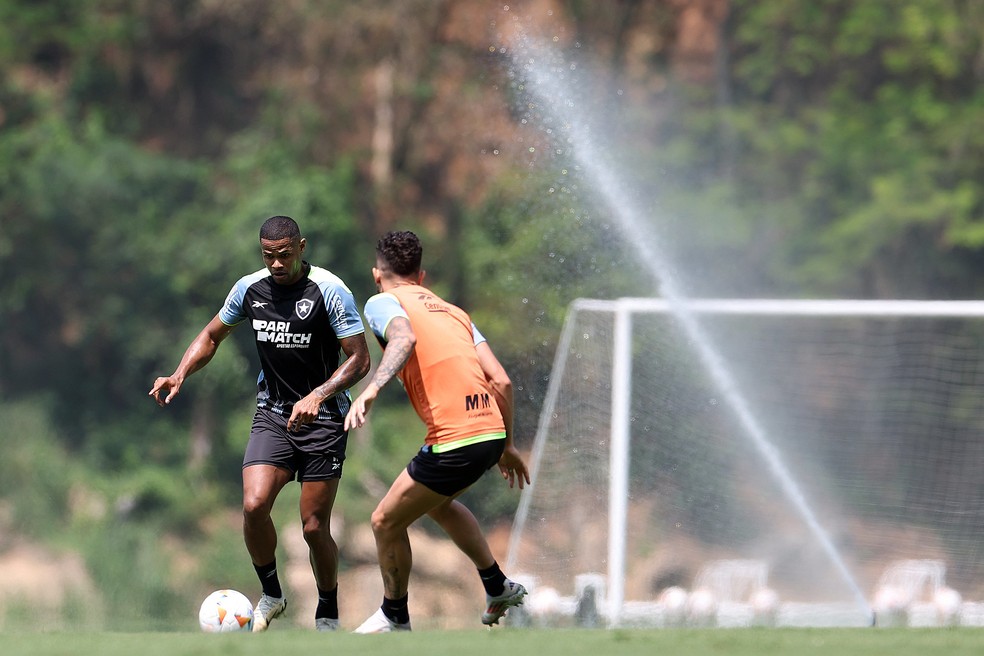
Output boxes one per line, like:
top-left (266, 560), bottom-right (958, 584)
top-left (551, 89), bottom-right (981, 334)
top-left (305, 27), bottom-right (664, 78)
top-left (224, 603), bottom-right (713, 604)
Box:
top-left (0, 0), bottom-right (982, 545)
top-left (717, 0), bottom-right (984, 298)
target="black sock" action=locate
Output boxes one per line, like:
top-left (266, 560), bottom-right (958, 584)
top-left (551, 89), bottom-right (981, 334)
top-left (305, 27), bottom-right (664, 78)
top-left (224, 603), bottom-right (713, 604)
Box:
top-left (381, 594), bottom-right (410, 624)
top-left (478, 561), bottom-right (506, 597)
top-left (254, 559), bottom-right (283, 598)
top-left (315, 585), bottom-right (338, 620)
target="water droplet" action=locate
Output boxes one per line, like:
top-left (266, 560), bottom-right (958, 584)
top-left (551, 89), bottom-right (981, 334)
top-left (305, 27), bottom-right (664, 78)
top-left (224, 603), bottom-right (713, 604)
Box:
top-left (522, 298), bottom-right (529, 304)
top-left (528, 147), bottom-right (535, 153)
top-left (493, 149), bottom-right (500, 155)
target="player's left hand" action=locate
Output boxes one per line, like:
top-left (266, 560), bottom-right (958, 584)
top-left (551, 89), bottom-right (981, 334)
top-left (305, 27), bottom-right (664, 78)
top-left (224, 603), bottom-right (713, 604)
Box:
top-left (288, 394), bottom-right (320, 432)
top-left (344, 384), bottom-right (379, 431)
top-left (498, 445), bottom-right (531, 490)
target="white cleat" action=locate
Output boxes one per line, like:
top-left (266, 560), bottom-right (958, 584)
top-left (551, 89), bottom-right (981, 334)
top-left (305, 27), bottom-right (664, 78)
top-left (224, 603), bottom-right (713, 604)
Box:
top-left (352, 608), bottom-right (412, 634)
top-left (252, 594), bottom-right (287, 632)
top-left (482, 579), bottom-right (528, 626)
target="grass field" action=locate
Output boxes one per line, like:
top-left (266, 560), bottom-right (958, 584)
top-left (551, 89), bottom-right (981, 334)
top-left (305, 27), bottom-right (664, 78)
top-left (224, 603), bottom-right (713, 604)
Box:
top-left (2, 627), bottom-right (982, 656)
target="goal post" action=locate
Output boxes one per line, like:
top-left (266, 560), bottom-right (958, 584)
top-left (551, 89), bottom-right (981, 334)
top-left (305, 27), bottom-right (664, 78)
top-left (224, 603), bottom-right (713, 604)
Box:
top-left (506, 298), bottom-right (984, 628)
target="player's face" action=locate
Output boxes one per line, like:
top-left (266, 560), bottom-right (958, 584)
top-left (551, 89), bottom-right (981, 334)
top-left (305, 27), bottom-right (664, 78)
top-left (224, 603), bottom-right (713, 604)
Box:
top-left (261, 237), bottom-right (306, 285)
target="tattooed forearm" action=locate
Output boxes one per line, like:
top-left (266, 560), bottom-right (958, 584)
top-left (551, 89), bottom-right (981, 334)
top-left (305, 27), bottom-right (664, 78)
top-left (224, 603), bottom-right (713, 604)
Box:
top-left (312, 365), bottom-right (363, 399)
top-left (372, 318), bottom-right (416, 390)
top-left (311, 334), bottom-right (371, 401)
top-left (372, 340), bottom-right (413, 388)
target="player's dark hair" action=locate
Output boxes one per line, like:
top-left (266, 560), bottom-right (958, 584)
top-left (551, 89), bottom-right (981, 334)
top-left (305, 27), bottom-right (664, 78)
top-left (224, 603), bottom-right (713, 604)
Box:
top-left (260, 215), bottom-right (301, 242)
top-left (376, 230), bottom-right (422, 276)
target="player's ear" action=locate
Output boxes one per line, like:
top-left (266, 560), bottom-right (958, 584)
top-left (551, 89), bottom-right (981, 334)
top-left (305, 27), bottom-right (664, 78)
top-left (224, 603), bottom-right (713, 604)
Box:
top-left (418, 269), bottom-right (426, 285)
top-left (298, 237), bottom-right (307, 254)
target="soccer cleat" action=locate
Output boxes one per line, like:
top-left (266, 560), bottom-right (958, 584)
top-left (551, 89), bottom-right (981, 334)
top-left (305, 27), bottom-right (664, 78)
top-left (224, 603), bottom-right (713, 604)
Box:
top-left (252, 594), bottom-right (287, 632)
top-left (315, 617), bottom-right (340, 632)
top-left (482, 579), bottom-right (528, 626)
top-left (352, 608), bottom-right (412, 634)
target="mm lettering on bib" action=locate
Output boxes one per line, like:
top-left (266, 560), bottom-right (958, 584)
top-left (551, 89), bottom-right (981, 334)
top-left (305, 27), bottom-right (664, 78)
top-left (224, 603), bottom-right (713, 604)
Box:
top-left (465, 392), bottom-right (493, 411)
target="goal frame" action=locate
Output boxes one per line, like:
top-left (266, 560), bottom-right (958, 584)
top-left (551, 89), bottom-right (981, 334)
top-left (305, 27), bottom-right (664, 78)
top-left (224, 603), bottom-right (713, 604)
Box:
top-left (506, 298), bottom-right (984, 627)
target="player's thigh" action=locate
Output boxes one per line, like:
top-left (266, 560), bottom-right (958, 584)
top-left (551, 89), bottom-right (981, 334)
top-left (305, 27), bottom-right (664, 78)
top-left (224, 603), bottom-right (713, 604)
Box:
top-left (242, 464), bottom-right (292, 512)
top-left (299, 478), bottom-right (340, 524)
top-left (374, 469), bottom-right (448, 532)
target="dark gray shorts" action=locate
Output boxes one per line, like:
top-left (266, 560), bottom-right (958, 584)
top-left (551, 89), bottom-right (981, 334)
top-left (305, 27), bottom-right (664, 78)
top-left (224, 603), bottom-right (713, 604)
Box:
top-left (407, 438), bottom-right (505, 496)
top-left (243, 408), bottom-right (346, 481)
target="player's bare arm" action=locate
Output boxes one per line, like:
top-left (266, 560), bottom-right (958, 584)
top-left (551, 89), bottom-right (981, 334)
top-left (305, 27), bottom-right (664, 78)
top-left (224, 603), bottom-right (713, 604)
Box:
top-left (288, 333), bottom-right (372, 431)
top-left (149, 314), bottom-right (235, 407)
top-left (344, 317), bottom-right (416, 431)
top-left (476, 341), bottom-right (530, 489)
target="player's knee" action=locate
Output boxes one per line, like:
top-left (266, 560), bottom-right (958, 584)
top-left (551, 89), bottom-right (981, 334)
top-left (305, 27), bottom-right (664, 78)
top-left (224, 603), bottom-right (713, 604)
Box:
top-left (369, 507), bottom-right (395, 537)
top-left (242, 493), bottom-right (273, 522)
top-left (301, 513), bottom-right (331, 544)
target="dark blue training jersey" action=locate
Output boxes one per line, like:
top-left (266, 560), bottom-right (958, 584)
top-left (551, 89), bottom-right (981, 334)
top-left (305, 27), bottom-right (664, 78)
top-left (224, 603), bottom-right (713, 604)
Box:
top-left (218, 263), bottom-right (365, 419)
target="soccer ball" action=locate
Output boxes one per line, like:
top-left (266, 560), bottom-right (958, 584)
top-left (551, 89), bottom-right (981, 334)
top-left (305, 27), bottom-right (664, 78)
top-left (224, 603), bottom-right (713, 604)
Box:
top-left (199, 589), bottom-right (254, 632)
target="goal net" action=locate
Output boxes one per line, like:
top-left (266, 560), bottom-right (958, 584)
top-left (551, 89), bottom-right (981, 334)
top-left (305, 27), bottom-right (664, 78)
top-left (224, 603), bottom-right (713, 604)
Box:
top-left (505, 298), bottom-right (984, 628)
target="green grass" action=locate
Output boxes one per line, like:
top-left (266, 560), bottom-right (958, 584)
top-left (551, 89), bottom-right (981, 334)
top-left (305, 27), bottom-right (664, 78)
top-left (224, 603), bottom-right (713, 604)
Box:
top-left (1, 627), bottom-right (982, 656)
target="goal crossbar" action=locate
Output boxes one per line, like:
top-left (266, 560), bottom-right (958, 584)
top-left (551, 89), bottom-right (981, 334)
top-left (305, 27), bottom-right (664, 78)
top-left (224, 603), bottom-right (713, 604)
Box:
top-left (573, 298), bottom-right (984, 317)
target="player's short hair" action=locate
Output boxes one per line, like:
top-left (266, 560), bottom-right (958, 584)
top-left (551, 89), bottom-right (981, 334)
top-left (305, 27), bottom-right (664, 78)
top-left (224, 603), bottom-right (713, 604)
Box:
top-left (376, 230), bottom-right (422, 276)
top-left (260, 215), bottom-right (301, 242)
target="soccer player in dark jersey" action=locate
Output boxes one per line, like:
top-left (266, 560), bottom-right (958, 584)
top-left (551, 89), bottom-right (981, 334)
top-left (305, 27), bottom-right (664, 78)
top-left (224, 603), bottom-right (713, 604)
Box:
top-left (344, 230), bottom-right (531, 633)
top-left (149, 216), bottom-right (370, 632)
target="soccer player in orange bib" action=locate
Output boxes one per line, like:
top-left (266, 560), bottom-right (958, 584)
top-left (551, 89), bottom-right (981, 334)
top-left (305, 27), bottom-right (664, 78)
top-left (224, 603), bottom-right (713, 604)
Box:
top-left (345, 230), bottom-right (531, 632)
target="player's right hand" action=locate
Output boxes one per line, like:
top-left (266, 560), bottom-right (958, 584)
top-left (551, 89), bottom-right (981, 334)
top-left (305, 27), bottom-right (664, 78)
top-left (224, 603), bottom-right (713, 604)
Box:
top-left (149, 376), bottom-right (181, 407)
top-left (498, 445), bottom-right (531, 490)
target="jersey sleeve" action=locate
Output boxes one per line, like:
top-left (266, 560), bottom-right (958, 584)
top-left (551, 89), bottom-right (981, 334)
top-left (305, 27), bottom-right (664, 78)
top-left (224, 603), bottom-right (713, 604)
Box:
top-left (471, 322), bottom-right (488, 346)
top-left (364, 293), bottom-right (408, 340)
top-left (218, 278), bottom-right (249, 326)
top-left (320, 283), bottom-right (366, 339)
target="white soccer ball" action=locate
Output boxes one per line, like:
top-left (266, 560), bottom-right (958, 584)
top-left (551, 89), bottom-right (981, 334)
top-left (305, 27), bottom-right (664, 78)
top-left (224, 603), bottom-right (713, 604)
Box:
top-left (749, 587), bottom-right (781, 626)
top-left (530, 586), bottom-right (563, 616)
top-left (933, 586), bottom-right (962, 626)
top-left (687, 587), bottom-right (718, 627)
top-left (199, 589), bottom-right (254, 632)
top-left (657, 586), bottom-right (689, 627)
top-left (872, 584), bottom-right (910, 627)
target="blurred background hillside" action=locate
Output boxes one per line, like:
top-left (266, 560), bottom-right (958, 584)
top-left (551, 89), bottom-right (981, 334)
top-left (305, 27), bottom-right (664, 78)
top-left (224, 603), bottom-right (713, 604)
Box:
top-left (1, 0), bottom-right (983, 630)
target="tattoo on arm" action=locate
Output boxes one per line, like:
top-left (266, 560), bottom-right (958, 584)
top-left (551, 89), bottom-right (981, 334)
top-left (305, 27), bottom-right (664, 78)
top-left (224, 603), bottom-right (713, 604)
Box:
top-left (372, 318), bottom-right (415, 390)
top-left (313, 380), bottom-right (336, 399)
top-left (311, 335), bottom-right (371, 401)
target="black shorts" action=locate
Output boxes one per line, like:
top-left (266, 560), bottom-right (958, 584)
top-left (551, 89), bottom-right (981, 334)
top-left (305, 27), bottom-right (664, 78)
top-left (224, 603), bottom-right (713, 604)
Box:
top-left (243, 408), bottom-right (347, 482)
top-left (407, 438), bottom-right (505, 496)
